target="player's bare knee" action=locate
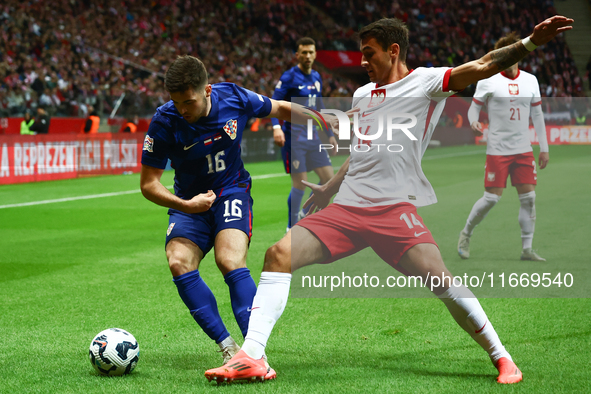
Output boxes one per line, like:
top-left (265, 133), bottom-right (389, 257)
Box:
top-left (215, 255), bottom-right (246, 276)
top-left (167, 253), bottom-right (192, 277)
top-left (263, 242), bottom-right (290, 273)
top-left (166, 240), bottom-right (198, 276)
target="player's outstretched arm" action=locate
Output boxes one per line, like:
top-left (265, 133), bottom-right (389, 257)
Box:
top-left (140, 164), bottom-right (215, 214)
top-left (448, 15), bottom-right (573, 91)
top-left (302, 156), bottom-right (350, 214)
top-left (266, 99), bottom-right (348, 136)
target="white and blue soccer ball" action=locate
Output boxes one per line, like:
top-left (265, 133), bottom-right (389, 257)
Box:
top-left (89, 328), bottom-right (139, 376)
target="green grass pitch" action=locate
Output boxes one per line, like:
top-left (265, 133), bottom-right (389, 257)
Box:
top-left (0, 145), bottom-right (589, 393)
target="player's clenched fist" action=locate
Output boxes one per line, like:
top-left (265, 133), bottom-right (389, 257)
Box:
top-left (186, 190), bottom-right (216, 213)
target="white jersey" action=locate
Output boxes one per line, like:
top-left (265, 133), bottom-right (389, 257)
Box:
top-left (334, 67), bottom-right (454, 208)
top-left (470, 70), bottom-right (543, 155)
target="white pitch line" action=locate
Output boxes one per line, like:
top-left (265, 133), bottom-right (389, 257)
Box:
top-left (0, 173), bottom-right (287, 209)
top-left (423, 149), bottom-right (485, 160)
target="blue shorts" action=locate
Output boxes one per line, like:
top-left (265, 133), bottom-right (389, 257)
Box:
top-left (281, 142), bottom-right (332, 174)
top-left (165, 189), bottom-right (253, 255)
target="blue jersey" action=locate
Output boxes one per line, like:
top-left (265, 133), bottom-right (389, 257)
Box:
top-left (271, 66), bottom-right (333, 143)
top-left (142, 83), bottom-right (272, 199)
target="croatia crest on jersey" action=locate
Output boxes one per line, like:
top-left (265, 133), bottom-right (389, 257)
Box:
top-left (143, 135), bottom-right (154, 152)
top-left (368, 89), bottom-right (386, 108)
top-left (508, 84), bottom-right (519, 95)
top-left (223, 119), bottom-right (238, 140)
top-left (167, 222), bottom-right (175, 236)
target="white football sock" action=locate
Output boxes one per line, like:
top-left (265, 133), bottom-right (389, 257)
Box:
top-left (518, 191), bottom-right (536, 249)
top-left (218, 336), bottom-right (237, 349)
top-left (463, 192), bottom-right (501, 236)
top-left (439, 284), bottom-right (511, 364)
top-left (242, 272), bottom-right (292, 360)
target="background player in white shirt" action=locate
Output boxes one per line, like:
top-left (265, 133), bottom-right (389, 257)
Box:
top-left (458, 33), bottom-right (549, 261)
top-left (206, 16), bottom-right (573, 385)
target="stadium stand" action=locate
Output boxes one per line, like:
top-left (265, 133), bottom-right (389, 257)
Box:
top-left (0, 0), bottom-right (586, 120)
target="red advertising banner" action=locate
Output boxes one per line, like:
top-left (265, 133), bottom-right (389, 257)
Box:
top-left (0, 117), bottom-right (151, 134)
top-left (0, 133), bottom-right (145, 185)
top-left (0, 117), bottom-right (86, 135)
top-left (315, 50), bottom-right (363, 70)
top-left (475, 125), bottom-right (591, 145)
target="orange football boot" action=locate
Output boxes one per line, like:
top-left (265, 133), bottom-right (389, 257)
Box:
top-left (496, 357), bottom-right (522, 384)
top-left (205, 350), bottom-right (276, 383)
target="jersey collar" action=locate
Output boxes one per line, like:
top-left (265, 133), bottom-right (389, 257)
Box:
top-left (375, 69), bottom-right (414, 88)
top-left (500, 69), bottom-right (520, 80)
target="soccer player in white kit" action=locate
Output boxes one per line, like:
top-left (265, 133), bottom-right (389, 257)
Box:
top-left (458, 33), bottom-right (549, 262)
top-left (205, 16), bottom-right (573, 385)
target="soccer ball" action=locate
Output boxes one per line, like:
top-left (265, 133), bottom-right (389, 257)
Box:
top-left (89, 328), bottom-right (140, 376)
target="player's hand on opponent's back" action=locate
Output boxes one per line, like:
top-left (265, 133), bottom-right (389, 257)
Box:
top-left (301, 180), bottom-right (332, 215)
top-left (529, 15), bottom-right (574, 46)
top-left (185, 190), bottom-right (216, 213)
top-left (273, 126), bottom-right (285, 147)
top-left (470, 121), bottom-right (483, 136)
top-left (538, 152), bottom-right (549, 169)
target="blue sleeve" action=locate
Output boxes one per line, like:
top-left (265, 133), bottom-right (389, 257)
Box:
top-left (235, 85), bottom-right (272, 119)
top-left (141, 117), bottom-right (172, 169)
top-left (271, 72), bottom-right (291, 128)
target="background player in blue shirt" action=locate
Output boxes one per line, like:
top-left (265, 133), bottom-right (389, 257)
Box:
top-left (271, 37), bottom-right (337, 231)
top-left (140, 55), bottom-right (316, 375)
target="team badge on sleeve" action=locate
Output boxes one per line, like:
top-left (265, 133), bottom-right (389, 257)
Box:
top-left (143, 135), bottom-right (154, 152)
top-left (223, 119), bottom-right (238, 140)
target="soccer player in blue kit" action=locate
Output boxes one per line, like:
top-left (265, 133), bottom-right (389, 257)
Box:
top-left (140, 55), bottom-right (316, 377)
top-left (271, 37), bottom-right (338, 230)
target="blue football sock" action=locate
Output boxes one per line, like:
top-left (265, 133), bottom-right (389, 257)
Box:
top-left (288, 187), bottom-right (305, 227)
top-left (224, 267), bottom-right (257, 338)
top-left (173, 269), bottom-right (229, 343)
top-left (301, 182), bottom-right (321, 215)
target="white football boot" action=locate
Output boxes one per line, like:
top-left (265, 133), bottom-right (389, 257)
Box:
top-left (520, 248), bottom-right (546, 261)
top-left (218, 336), bottom-right (241, 365)
top-left (457, 230), bottom-right (471, 259)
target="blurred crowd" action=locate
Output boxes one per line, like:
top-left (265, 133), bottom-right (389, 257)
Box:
top-left (316, 0), bottom-right (585, 98)
top-left (0, 0), bottom-right (586, 120)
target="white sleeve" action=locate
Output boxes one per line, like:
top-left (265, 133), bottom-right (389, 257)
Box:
top-left (468, 81), bottom-right (488, 124)
top-left (530, 80), bottom-right (547, 152)
top-left (531, 104), bottom-right (548, 152)
top-left (467, 99), bottom-right (482, 125)
top-left (420, 67), bottom-right (455, 100)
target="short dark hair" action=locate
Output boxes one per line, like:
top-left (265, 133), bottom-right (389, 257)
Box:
top-left (494, 32), bottom-right (521, 50)
top-left (165, 55), bottom-right (208, 93)
top-left (359, 18), bottom-right (410, 63)
top-left (296, 37), bottom-right (315, 50)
